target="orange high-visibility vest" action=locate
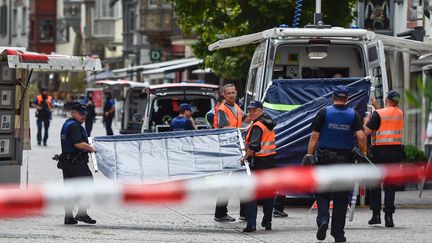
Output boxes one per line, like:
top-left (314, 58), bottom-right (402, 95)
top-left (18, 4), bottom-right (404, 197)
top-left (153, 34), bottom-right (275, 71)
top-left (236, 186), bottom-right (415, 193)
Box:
top-left (213, 102), bottom-right (242, 128)
top-left (36, 95), bottom-right (53, 110)
top-left (371, 107), bottom-right (404, 146)
top-left (245, 120), bottom-right (276, 157)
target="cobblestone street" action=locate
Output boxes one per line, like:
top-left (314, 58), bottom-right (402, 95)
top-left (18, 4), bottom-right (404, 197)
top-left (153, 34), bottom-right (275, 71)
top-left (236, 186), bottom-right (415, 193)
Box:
top-left (0, 110), bottom-right (430, 242)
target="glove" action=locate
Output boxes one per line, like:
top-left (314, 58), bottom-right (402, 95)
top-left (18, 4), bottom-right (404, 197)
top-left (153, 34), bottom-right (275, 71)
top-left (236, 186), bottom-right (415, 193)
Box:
top-left (302, 154), bottom-right (316, 166)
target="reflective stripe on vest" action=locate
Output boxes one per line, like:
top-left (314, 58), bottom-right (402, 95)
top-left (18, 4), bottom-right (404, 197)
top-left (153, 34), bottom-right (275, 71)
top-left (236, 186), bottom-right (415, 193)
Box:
top-left (214, 102), bottom-right (242, 128)
top-left (37, 95), bottom-right (53, 109)
top-left (372, 107), bottom-right (404, 146)
top-left (245, 121), bottom-right (276, 157)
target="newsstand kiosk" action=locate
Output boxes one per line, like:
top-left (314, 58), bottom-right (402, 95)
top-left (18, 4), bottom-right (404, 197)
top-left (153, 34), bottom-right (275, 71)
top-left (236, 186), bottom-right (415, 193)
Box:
top-left (0, 48), bottom-right (101, 185)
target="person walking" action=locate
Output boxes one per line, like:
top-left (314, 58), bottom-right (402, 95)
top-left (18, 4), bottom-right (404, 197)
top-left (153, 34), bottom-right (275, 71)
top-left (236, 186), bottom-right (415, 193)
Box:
top-left (213, 84), bottom-right (243, 222)
top-left (364, 90), bottom-right (404, 227)
top-left (171, 103), bottom-right (196, 131)
top-left (60, 102), bottom-right (97, 225)
top-left (32, 88), bottom-right (53, 146)
top-left (305, 86), bottom-right (366, 242)
top-left (82, 92), bottom-right (96, 136)
top-left (241, 100), bottom-right (277, 232)
top-left (103, 92), bottom-right (115, 135)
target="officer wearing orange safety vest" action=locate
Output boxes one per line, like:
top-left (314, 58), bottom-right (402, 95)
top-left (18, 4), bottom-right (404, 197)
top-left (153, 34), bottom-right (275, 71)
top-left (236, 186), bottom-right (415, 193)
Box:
top-left (241, 100), bottom-right (276, 232)
top-left (364, 90), bottom-right (404, 228)
top-left (213, 83), bottom-right (243, 222)
top-left (31, 88), bottom-right (53, 146)
top-left (213, 83), bottom-right (243, 129)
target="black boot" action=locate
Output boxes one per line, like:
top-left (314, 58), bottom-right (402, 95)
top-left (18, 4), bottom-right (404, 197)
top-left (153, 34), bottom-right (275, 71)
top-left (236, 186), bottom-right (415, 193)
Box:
top-left (385, 213), bottom-right (394, 227)
top-left (64, 210), bottom-right (77, 225)
top-left (368, 213), bottom-right (381, 225)
top-left (243, 224), bottom-right (256, 232)
top-left (261, 221), bottom-right (272, 230)
top-left (64, 216), bottom-right (78, 225)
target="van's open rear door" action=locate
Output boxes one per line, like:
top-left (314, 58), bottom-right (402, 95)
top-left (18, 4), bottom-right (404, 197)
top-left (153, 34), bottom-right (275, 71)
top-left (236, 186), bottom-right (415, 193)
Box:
top-left (367, 40), bottom-right (389, 108)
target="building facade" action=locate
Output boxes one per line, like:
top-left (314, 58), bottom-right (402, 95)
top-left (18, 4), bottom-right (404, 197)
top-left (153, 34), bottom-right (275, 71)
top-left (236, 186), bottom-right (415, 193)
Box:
top-left (0, 0), bottom-right (30, 48)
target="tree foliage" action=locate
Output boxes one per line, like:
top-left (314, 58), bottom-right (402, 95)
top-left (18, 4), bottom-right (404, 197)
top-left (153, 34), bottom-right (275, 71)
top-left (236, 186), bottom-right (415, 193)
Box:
top-left (170, 0), bottom-right (358, 80)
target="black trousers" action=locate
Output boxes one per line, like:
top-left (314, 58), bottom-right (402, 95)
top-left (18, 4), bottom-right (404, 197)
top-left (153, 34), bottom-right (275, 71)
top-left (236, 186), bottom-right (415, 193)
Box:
top-left (104, 116), bottom-right (114, 135)
top-left (315, 149), bottom-right (353, 238)
top-left (36, 116), bottom-right (50, 144)
top-left (85, 117), bottom-right (94, 137)
top-left (316, 190), bottom-right (350, 238)
top-left (273, 194), bottom-right (285, 212)
top-left (245, 156), bottom-right (275, 227)
top-left (369, 146), bottom-right (403, 214)
top-left (62, 161), bottom-right (93, 216)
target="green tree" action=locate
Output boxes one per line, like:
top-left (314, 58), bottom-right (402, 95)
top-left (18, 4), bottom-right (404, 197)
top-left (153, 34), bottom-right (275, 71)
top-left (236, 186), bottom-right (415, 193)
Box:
top-left (170, 0), bottom-right (358, 80)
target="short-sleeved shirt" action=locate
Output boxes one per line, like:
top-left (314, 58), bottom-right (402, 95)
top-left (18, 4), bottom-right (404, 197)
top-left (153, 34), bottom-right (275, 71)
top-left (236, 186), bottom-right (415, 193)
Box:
top-left (103, 98), bottom-right (115, 118)
top-left (68, 121), bottom-right (88, 146)
top-left (311, 105), bottom-right (363, 132)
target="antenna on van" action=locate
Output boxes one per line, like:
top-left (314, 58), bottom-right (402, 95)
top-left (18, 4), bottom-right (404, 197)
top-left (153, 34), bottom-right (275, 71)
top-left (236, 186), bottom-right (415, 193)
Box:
top-left (314, 0), bottom-right (322, 26)
top-left (305, 0), bottom-right (330, 29)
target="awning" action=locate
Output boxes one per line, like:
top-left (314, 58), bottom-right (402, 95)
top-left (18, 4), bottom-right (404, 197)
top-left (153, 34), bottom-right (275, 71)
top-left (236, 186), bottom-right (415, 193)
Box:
top-left (112, 58), bottom-right (200, 75)
top-left (2, 49), bottom-right (102, 71)
top-left (142, 59), bottom-right (203, 76)
top-left (376, 34), bottom-right (432, 56)
top-left (192, 68), bottom-right (213, 74)
top-left (94, 79), bottom-right (148, 88)
top-left (84, 70), bottom-right (116, 82)
top-left (208, 27), bottom-right (371, 51)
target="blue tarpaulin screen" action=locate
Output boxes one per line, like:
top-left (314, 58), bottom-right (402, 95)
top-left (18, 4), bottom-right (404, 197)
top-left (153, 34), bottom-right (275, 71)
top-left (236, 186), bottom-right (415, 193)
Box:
top-left (263, 77), bottom-right (371, 166)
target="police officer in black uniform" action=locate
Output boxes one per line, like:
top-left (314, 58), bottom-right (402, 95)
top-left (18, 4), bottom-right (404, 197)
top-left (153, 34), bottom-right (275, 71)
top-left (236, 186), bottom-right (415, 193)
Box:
top-left (60, 102), bottom-right (97, 225)
top-left (305, 86), bottom-right (367, 242)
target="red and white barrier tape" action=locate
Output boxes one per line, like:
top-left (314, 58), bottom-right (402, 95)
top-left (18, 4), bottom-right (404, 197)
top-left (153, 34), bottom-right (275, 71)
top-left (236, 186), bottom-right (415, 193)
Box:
top-left (0, 163), bottom-right (429, 218)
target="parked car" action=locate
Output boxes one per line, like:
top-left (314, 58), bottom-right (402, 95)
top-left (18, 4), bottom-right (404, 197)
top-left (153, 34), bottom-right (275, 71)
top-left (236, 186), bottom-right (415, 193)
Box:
top-left (141, 83), bottom-right (219, 133)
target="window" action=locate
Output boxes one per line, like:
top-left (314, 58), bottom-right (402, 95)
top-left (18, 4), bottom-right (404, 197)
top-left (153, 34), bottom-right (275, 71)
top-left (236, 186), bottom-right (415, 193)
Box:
top-left (56, 19), bottom-right (69, 43)
top-left (95, 0), bottom-right (117, 18)
top-left (0, 5), bottom-right (7, 36)
top-left (21, 7), bottom-right (27, 35)
top-left (148, 0), bottom-right (157, 8)
top-left (127, 8), bottom-right (136, 32)
top-left (38, 19), bottom-right (55, 42)
top-left (11, 8), bottom-right (17, 36)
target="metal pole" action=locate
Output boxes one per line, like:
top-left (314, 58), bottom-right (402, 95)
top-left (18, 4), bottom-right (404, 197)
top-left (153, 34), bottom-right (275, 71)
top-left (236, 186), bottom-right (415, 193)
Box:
top-left (419, 150), bottom-right (432, 198)
top-left (316, 0), bottom-right (321, 14)
top-left (349, 159), bottom-right (359, 222)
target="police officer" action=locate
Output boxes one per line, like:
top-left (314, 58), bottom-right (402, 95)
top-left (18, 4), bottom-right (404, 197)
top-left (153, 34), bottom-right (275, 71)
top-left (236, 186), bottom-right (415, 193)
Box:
top-left (364, 90), bottom-right (404, 227)
top-left (305, 86), bottom-right (366, 242)
top-left (60, 102), bottom-right (97, 225)
top-left (241, 100), bottom-right (276, 232)
top-left (171, 103), bottom-right (196, 131)
top-left (214, 84), bottom-right (243, 222)
top-left (103, 92), bottom-right (115, 135)
top-left (31, 88), bottom-right (53, 146)
top-left (82, 91), bottom-right (96, 136)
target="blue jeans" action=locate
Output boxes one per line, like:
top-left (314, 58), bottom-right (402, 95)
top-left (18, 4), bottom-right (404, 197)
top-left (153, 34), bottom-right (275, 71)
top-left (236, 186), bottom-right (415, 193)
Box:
top-left (36, 117), bottom-right (50, 145)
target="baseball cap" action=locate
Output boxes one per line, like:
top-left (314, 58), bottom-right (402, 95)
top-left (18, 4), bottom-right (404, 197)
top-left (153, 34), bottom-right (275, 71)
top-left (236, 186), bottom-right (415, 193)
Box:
top-left (247, 100), bottom-right (264, 109)
top-left (72, 102), bottom-right (88, 115)
top-left (179, 103), bottom-right (192, 112)
top-left (333, 85), bottom-right (349, 98)
top-left (387, 90), bottom-right (401, 103)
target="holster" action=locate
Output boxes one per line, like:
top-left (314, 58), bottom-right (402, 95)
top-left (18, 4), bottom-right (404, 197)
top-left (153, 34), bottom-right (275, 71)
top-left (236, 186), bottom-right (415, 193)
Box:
top-left (317, 149), bottom-right (353, 164)
top-left (53, 152), bottom-right (87, 169)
